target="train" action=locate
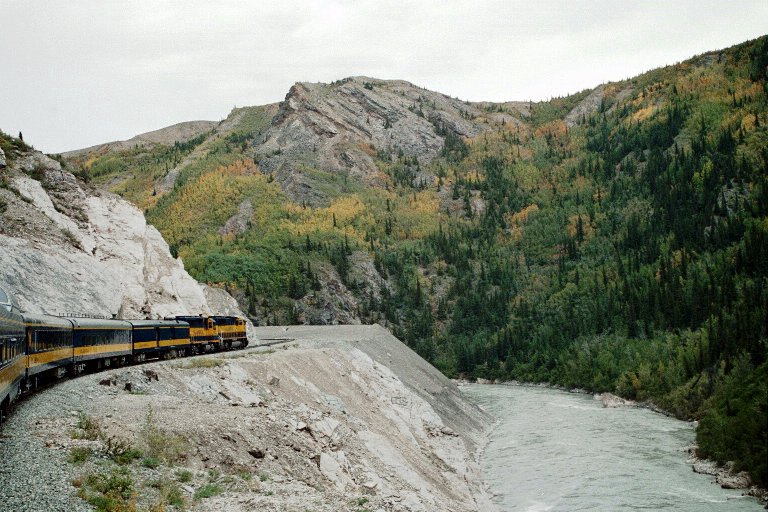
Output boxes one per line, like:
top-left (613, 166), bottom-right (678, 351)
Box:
top-left (0, 285), bottom-right (248, 425)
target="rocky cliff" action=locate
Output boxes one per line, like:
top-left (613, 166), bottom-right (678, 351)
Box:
top-left (0, 136), bottom-right (249, 327)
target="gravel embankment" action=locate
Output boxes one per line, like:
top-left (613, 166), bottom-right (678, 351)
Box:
top-left (0, 380), bottom-right (93, 512)
top-left (0, 325), bottom-right (496, 512)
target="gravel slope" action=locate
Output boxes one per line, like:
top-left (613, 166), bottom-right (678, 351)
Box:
top-left (0, 325), bottom-right (495, 512)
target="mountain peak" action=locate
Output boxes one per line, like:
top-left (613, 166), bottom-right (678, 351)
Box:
top-left (254, 75), bottom-right (497, 205)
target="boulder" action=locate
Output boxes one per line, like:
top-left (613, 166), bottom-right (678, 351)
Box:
top-left (319, 451), bottom-right (354, 491)
top-left (599, 393), bottom-right (635, 408)
top-left (717, 471), bottom-right (751, 489)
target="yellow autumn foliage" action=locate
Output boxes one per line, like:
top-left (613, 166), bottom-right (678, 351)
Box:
top-left (151, 158), bottom-right (285, 243)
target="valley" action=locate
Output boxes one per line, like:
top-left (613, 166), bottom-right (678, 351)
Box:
top-left (5, 34), bottom-right (765, 493)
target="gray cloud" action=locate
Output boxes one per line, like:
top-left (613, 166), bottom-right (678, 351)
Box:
top-left (1, 0), bottom-right (766, 152)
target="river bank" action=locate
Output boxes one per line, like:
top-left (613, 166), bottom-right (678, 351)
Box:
top-left (461, 379), bottom-right (767, 508)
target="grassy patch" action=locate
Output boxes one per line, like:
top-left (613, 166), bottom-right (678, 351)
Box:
top-left (75, 467), bottom-right (136, 512)
top-left (175, 469), bottom-right (193, 483)
top-left (193, 483), bottom-right (222, 501)
top-left (141, 457), bottom-right (160, 469)
top-left (181, 357), bottom-right (225, 369)
top-left (68, 446), bottom-right (93, 465)
top-left (142, 407), bottom-right (190, 464)
top-left (148, 476), bottom-right (186, 509)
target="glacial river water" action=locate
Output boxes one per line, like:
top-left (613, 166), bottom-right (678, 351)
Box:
top-left (461, 384), bottom-right (762, 512)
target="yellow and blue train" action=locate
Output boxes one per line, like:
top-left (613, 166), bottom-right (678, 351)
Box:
top-left (0, 286), bottom-right (247, 424)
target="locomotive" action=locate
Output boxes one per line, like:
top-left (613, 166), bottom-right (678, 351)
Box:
top-left (0, 285), bottom-right (248, 424)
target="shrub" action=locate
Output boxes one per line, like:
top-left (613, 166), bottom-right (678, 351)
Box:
top-left (104, 436), bottom-right (142, 465)
top-left (75, 413), bottom-right (103, 441)
top-left (68, 447), bottom-right (93, 465)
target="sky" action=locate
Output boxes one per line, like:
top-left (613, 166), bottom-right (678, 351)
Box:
top-left (1, 1), bottom-right (766, 153)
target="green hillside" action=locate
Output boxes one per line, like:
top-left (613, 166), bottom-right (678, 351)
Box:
top-left (71, 36), bottom-right (768, 486)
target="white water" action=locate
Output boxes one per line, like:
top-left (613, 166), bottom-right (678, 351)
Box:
top-left (462, 384), bottom-right (762, 511)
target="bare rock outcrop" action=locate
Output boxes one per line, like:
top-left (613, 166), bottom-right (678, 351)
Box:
top-left (691, 458), bottom-right (754, 490)
top-left (0, 147), bottom-right (248, 323)
top-left (293, 263), bottom-right (361, 325)
top-left (598, 392), bottom-right (635, 408)
top-left (564, 85), bottom-right (605, 127)
top-left (254, 77), bottom-right (488, 205)
top-left (218, 198), bottom-right (254, 236)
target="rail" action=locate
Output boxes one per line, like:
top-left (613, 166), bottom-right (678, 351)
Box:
top-left (57, 313), bottom-right (115, 320)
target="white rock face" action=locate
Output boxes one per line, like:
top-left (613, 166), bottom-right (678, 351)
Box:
top-left (12, 175), bottom-right (96, 254)
top-left (0, 150), bottom-right (249, 326)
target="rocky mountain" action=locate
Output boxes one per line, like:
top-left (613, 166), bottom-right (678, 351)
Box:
top-left (65, 77), bottom-right (515, 207)
top-left (252, 76), bottom-right (499, 205)
top-left (62, 120), bottom-right (218, 159)
top-left (0, 132), bottom-right (250, 330)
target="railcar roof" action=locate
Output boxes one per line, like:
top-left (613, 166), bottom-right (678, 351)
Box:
top-left (171, 315), bottom-right (211, 324)
top-left (21, 313), bottom-right (73, 328)
top-left (126, 319), bottom-right (190, 328)
top-left (67, 317), bottom-right (132, 329)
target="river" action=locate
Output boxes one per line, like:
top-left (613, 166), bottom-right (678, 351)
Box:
top-left (461, 383), bottom-right (762, 511)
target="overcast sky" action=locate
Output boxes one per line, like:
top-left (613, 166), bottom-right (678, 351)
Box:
top-left (1, 1), bottom-right (766, 153)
